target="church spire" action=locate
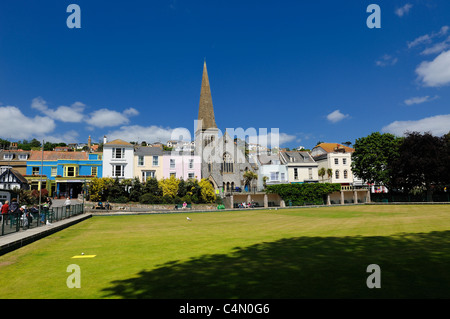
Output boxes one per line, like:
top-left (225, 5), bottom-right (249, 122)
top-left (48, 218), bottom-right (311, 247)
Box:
top-left (197, 61), bottom-right (217, 131)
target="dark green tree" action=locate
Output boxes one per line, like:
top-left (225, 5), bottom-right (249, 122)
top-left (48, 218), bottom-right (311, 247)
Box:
top-left (351, 132), bottom-right (402, 189)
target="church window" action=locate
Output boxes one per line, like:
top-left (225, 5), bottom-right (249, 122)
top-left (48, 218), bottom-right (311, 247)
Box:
top-left (221, 153), bottom-right (234, 173)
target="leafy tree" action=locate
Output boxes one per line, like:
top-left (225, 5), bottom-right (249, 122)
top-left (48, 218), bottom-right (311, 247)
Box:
top-left (318, 167), bottom-right (326, 182)
top-left (129, 177), bottom-right (143, 202)
top-left (158, 175), bottom-right (180, 198)
top-left (199, 178), bottom-right (216, 203)
top-left (390, 131), bottom-right (448, 201)
top-left (351, 132), bottom-right (402, 189)
top-left (143, 177), bottom-right (162, 197)
top-left (243, 170), bottom-right (258, 193)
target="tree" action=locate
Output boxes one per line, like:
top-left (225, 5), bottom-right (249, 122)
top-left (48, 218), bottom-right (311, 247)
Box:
top-left (243, 170), bottom-right (258, 193)
top-left (199, 178), bottom-right (216, 203)
top-left (351, 132), bottom-right (402, 189)
top-left (318, 167), bottom-right (326, 182)
top-left (390, 131), bottom-right (447, 201)
top-left (326, 168), bottom-right (333, 181)
top-left (158, 175), bottom-right (180, 198)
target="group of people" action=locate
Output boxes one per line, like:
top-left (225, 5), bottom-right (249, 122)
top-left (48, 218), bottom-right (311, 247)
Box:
top-left (238, 201), bottom-right (257, 208)
top-left (0, 197), bottom-right (53, 227)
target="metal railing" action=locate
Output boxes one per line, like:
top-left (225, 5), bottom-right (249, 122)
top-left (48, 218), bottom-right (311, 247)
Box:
top-left (1, 204), bottom-right (84, 237)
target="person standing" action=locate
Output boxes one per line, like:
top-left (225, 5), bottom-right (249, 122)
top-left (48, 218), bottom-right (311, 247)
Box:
top-left (1, 200), bottom-right (8, 224)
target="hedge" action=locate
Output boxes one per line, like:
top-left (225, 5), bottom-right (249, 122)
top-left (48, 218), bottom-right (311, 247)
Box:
top-left (265, 183), bottom-right (341, 206)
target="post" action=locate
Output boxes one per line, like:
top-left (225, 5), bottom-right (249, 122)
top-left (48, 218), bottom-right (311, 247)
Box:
top-left (38, 140), bottom-right (44, 224)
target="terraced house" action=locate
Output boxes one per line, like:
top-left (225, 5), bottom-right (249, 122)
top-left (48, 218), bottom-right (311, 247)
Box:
top-left (25, 151), bottom-right (102, 198)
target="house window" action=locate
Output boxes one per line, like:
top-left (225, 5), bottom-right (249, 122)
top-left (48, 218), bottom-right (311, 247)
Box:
top-left (112, 165), bottom-right (124, 177)
top-left (343, 158), bottom-right (347, 165)
top-left (335, 170), bottom-right (340, 179)
top-left (142, 170), bottom-right (155, 182)
top-left (64, 166), bottom-right (78, 177)
top-left (113, 148), bottom-right (124, 159)
top-left (32, 167), bottom-right (40, 175)
top-left (3, 154), bottom-right (13, 160)
top-left (18, 154), bottom-right (28, 160)
top-left (334, 158), bottom-right (339, 165)
top-left (294, 168), bottom-right (298, 180)
top-left (138, 156), bottom-right (144, 166)
top-left (91, 166), bottom-right (98, 177)
top-left (281, 172), bottom-right (285, 181)
top-left (308, 168), bottom-right (313, 179)
top-left (343, 170), bottom-right (348, 179)
top-left (188, 172), bottom-right (195, 179)
top-left (51, 167), bottom-right (57, 177)
top-left (152, 156), bottom-right (159, 166)
top-left (170, 172), bottom-right (176, 178)
top-left (189, 159), bottom-right (194, 169)
top-left (170, 159), bottom-right (176, 169)
top-left (270, 172), bottom-right (279, 181)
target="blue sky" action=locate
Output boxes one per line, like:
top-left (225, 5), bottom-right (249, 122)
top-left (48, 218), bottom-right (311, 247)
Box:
top-left (0, 0), bottom-right (449, 149)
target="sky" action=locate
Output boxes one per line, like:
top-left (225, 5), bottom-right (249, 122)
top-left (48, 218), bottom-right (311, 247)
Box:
top-left (0, 0), bottom-right (449, 150)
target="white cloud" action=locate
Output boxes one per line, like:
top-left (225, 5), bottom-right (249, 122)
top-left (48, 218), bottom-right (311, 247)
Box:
top-left (421, 36), bottom-right (450, 55)
top-left (107, 125), bottom-right (176, 143)
top-left (416, 50), bottom-right (450, 87)
top-left (86, 108), bottom-right (139, 128)
top-left (395, 3), bottom-right (413, 17)
top-left (326, 110), bottom-right (349, 123)
top-left (0, 106), bottom-right (55, 140)
top-left (382, 114), bottom-right (450, 136)
top-left (408, 26), bottom-right (449, 49)
top-left (404, 95), bottom-right (439, 106)
top-left (31, 97), bottom-right (85, 123)
top-left (39, 130), bottom-right (80, 144)
top-left (375, 54), bottom-right (398, 67)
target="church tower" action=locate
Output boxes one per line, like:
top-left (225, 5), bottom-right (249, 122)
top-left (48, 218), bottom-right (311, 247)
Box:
top-left (195, 61), bottom-right (219, 159)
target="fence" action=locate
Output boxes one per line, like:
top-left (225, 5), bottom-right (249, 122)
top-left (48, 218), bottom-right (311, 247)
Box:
top-left (1, 204), bottom-right (84, 237)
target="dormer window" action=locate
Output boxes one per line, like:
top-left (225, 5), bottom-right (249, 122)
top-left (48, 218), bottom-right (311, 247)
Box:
top-left (3, 154), bottom-right (13, 160)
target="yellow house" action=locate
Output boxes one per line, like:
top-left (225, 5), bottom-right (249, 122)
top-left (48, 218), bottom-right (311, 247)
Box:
top-left (134, 146), bottom-right (164, 182)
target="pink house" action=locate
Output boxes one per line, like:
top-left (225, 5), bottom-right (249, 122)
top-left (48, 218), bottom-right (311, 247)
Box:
top-left (162, 152), bottom-right (201, 181)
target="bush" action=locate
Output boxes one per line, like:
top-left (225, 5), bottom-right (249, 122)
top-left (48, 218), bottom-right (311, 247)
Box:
top-left (108, 195), bottom-right (129, 203)
top-left (266, 183), bottom-right (341, 206)
top-left (162, 195), bottom-right (174, 204)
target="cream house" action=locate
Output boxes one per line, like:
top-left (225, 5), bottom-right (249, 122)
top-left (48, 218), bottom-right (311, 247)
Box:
top-left (279, 150), bottom-right (319, 184)
top-left (134, 146), bottom-right (164, 182)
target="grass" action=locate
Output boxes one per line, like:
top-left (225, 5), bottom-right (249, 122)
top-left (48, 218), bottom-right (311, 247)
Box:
top-left (1, 204), bottom-right (450, 298)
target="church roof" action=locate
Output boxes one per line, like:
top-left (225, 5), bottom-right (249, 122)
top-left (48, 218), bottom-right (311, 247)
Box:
top-left (197, 61), bottom-right (217, 131)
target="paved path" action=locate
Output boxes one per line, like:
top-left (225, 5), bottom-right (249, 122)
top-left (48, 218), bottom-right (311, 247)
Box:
top-left (0, 213), bottom-right (91, 256)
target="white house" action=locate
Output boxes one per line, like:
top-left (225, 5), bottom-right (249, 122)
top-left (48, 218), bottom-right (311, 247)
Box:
top-left (279, 150), bottom-right (319, 184)
top-left (311, 143), bottom-right (357, 185)
top-left (255, 154), bottom-right (288, 190)
top-left (102, 139), bottom-right (134, 179)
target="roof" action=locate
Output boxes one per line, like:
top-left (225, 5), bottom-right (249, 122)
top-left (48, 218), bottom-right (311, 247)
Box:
top-left (279, 151), bottom-right (315, 164)
top-left (314, 143), bottom-right (354, 154)
top-left (197, 61), bottom-right (218, 130)
top-left (0, 168), bottom-right (29, 185)
top-left (135, 146), bottom-right (164, 156)
top-left (104, 139), bottom-right (133, 147)
top-left (28, 151), bottom-right (88, 161)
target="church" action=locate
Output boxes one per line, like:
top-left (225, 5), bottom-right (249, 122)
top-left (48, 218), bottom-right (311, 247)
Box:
top-left (194, 61), bottom-right (256, 194)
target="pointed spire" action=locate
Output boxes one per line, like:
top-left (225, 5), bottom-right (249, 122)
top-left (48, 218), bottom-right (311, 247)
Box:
top-left (197, 61), bottom-right (217, 131)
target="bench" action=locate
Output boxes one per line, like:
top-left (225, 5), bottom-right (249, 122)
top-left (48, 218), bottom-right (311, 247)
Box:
top-left (175, 203), bottom-right (192, 209)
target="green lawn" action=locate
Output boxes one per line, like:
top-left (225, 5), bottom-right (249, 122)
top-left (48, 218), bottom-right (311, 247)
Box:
top-left (1, 205), bottom-right (450, 298)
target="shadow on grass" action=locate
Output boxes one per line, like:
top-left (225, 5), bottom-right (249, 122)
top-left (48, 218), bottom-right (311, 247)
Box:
top-left (101, 231), bottom-right (450, 298)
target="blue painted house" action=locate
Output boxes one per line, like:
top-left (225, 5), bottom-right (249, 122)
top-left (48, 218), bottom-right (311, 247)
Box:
top-left (25, 151), bottom-right (102, 198)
